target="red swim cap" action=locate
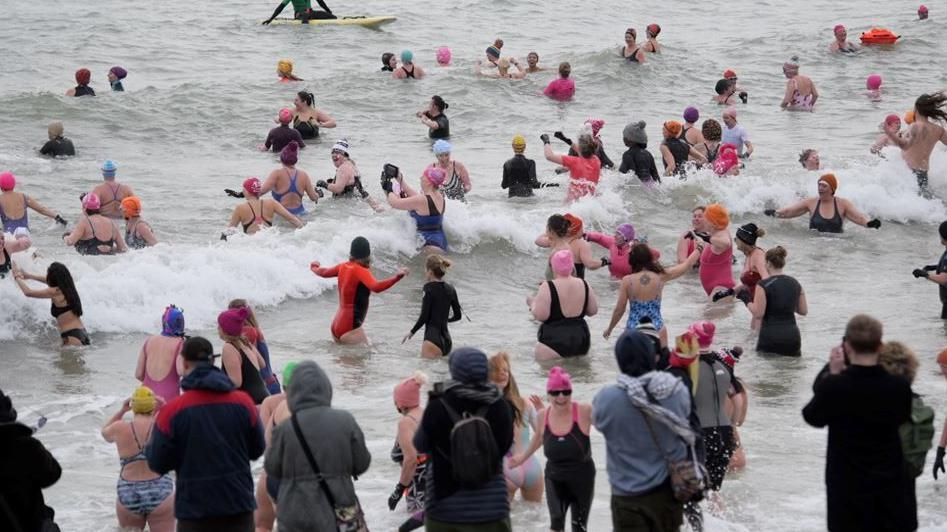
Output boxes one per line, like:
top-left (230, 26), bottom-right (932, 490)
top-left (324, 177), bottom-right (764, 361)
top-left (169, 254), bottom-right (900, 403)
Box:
top-left (723, 69), bottom-right (737, 79)
top-left (75, 68), bottom-right (91, 85)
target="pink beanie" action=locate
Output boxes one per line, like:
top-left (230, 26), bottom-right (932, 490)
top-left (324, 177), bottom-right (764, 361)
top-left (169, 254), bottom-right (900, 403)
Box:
top-left (0, 172), bottom-right (15, 191)
top-left (278, 108), bottom-right (293, 125)
top-left (393, 372), bottom-right (428, 410)
top-left (218, 307), bottom-right (250, 336)
top-left (82, 192), bottom-right (101, 211)
top-left (436, 46), bottom-right (452, 66)
top-left (688, 321), bottom-right (716, 348)
top-left (866, 74), bottom-right (882, 91)
top-left (550, 249), bottom-right (574, 276)
top-left (547, 366), bottom-right (572, 392)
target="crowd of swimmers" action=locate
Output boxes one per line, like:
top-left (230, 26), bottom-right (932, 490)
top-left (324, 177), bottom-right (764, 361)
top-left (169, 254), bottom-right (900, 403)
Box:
top-left (4, 4), bottom-right (947, 532)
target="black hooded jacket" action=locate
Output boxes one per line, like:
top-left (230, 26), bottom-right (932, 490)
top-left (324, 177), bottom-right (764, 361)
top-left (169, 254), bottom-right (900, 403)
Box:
top-left (0, 423), bottom-right (62, 531)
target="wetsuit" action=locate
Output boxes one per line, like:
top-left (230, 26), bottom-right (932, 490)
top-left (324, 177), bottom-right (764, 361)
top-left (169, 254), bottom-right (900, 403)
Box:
top-left (74, 85), bottom-right (95, 97)
top-left (409, 195), bottom-right (448, 250)
top-left (39, 136), bottom-right (76, 157)
top-left (52, 302), bottom-right (91, 345)
top-left (0, 195), bottom-right (29, 232)
top-left (111, 80), bottom-right (125, 92)
top-left (243, 201), bottom-right (273, 233)
top-left (268, 0), bottom-right (335, 20)
top-left (695, 354), bottom-right (733, 491)
top-left (543, 403), bottom-right (595, 532)
top-left (125, 220), bottom-right (151, 249)
top-left (116, 423), bottom-right (174, 517)
top-left (75, 217), bottom-right (117, 256)
top-left (537, 280), bottom-right (591, 358)
top-left (809, 198), bottom-right (843, 233)
top-left (314, 261), bottom-right (404, 339)
top-left (292, 115), bottom-right (318, 139)
top-left (264, 125), bottom-right (305, 153)
top-left (426, 113), bottom-right (450, 139)
top-left (619, 145), bottom-right (660, 183)
top-left (663, 137), bottom-right (690, 176)
top-left (410, 281), bottom-right (461, 355)
top-left (271, 169), bottom-right (307, 215)
top-left (231, 343), bottom-right (269, 405)
top-left (756, 275), bottom-right (802, 356)
top-left (502, 155), bottom-right (542, 197)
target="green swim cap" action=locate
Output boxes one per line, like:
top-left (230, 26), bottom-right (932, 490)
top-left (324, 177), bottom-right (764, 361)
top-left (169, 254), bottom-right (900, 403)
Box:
top-left (282, 361), bottom-right (299, 388)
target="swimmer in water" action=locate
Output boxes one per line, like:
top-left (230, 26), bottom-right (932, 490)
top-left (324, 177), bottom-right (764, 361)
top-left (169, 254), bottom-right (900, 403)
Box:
top-left (620, 28), bottom-right (647, 63)
top-left (586, 223), bottom-right (661, 280)
top-left (64, 193), bottom-right (128, 255)
top-left (748, 246), bottom-right (808, 356)
top-left (121, 197), bottom-right (157, 249)
top-left (262, 0), bottom-right (336, 24)
top-left (529, 249), bottom-right (599, 359)
top-left (66, 68), bottom-right (95, 97)
top-left (502, 135), bottom-right (558, 197)
top-left (714, 223), bottom-right (769, 315)
top-left (681, 106), bottom-right (705, 147)
top-left (277, 59), bottom-right (303, 82)
top-left (260, 141), bottom-right (321, 216)
top-left (660, 121), bottom-right (706, 177)
top-left (697, 204), bottom-right (735, 300)
top-left (0, 230), bottom-right (30, 279)
top-left (829, 24), bottom-right (859, 53)
top-left (429, 140), bottom-right (471, 202)
top-left (315, 140), bottom-right (382, 211)
top-left (135, 305), bottom-right (186, 403)
top-left (799, 148), bottom-right (821, 170)
top-left (713, 79), bottom-right (739, 106)
top-left (535, 213), bottom-right (605, 280)
top-left (918, 4), bottom-right (929, 20)
top-left (0, 172), bottom-right (67, 233)
top-left (541, 131), bottom-right (601, 201)
top-left (417, 96), bottom-right (449, 139)
top-left (866, 74), bottom-right (883, 101)
top-left (436, 46), bottom-right (452, 66)
top-left (883, 91), bottom-right (947, 198)
top-left (311, 236), bottom-right (408, 344)
top-left (475, 56), bottom-right (526, 79)
top-left (12, 261), bottom-right (91, 345)
top-left (384, 165), bottom-right (449, 252)
top-left (381, 52), bottom-right (397, 72)
top-left (723, 69), bottom-right (749, 102)
top-left (485, 40), bottom-right (503, 67)
top-left (525, 51), bottom-right (545, 73)
top-left (871, 114), bottom-right (906, 156)
top-left (780, 57), bottom-right (818, 111)
top-left (765, 173), bottom-right (881, 233)
top-left (394, 50), bottom-right (426, 80)
top-left (218, 307), bottom-right (270, 405)
top-left (555, 119), bottom-right (614, 169)
top-left (226, 177), bottom-right (303, 235)
top-left (40, 120), bottom-right (76, 157)
top-left (643, 23), bottom-right (661, 53)
top-left (619, 120), bottom-right (659, 183)
top-left (676, 206), bottom-right (706, 266)
top-left (693, 119), bottom-right (724, 165)
top-left (263, 108), bottom-right (306, 153)
top-left (543, 62), bottom-right (576, 101)
top-left (403, 255), bottom-right (462, 358)
top-left (911, 221), bottom-right (947, 318)
top-left (93, 160), bottom-right (135, 220)
top-left (228, 299), bottom-right (281, 395)
top-left (721, 108), bottom-right (753, 158)
top-left (108, 66), bottom-right (128, 92)
top-left (292, 91), bottom-right (335, 139)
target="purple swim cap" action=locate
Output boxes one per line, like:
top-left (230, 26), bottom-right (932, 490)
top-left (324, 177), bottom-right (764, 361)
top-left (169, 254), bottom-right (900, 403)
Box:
top-left (683, 106), bottom-right (699, 123)
top-left (616, 223), bottom-right (636, 242)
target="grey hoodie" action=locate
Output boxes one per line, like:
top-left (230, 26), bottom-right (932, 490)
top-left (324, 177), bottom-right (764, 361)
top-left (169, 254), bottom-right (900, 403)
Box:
top-left (264, 361), bottom-right (371, 531)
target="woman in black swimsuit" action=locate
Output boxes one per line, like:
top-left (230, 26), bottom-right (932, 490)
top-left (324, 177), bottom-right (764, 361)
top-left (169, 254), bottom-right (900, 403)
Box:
top-left (529, 249), bottom-right (599, 360)
top-left (292, 91), bottom-right (336, 140)
top-left (404, 255), bottom-right (462, 358)
top-left (765, 173), bottom-right (880, 234)
top-left (695, 118), bottom-right (724, 165)
top-left (218, 307), bottom-right (269, 405)
top-left (748, 246), bottom-right (808, 356)
top-left (63, 193), bottom-right (127, 255)
top-left (13, 262), bottom-right (90, 345)
top-left (620, 28), bottom-right (646, 63)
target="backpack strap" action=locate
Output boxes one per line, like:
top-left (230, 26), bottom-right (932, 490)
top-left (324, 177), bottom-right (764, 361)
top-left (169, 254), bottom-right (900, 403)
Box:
top-left (290, 413), bottom-right (338, 508)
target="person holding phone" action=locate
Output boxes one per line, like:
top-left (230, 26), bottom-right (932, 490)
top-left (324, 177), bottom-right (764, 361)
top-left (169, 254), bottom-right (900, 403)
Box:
top-left (383, 164), bottom-right (449, 253)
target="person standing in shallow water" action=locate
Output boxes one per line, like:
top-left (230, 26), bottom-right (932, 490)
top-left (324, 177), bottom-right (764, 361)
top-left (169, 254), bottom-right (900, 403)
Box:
top-left (802, 315), bottom-right (916, 532)
top-left (404, 255), bottom-right (462, 358)
top-left (884, 91), bottom-right (947, 197)
top-left (39, 121), bottom-right (76, 157)
top-left (765, 173), bottom-right (880, 233)
top-left (911, 221), bottom-right (947, 318)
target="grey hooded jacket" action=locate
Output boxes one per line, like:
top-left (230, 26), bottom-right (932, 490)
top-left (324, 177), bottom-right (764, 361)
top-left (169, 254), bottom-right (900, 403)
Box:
top-left (264, 361), bottom-right (371, 531)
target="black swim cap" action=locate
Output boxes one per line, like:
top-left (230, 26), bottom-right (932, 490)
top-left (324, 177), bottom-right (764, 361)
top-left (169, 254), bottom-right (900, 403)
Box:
top-left (350, 236), bottom-right (371, 260)
top-left (183, 336), bottom-right (216, 362)
top-left (939, 221), bottom-right (947, 240)
top-left (715, 79), bottom-right (732, 95)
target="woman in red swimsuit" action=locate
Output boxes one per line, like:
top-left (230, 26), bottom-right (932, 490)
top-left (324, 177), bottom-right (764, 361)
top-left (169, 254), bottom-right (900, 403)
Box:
top-left (311, 236), bottom-right (408, 344)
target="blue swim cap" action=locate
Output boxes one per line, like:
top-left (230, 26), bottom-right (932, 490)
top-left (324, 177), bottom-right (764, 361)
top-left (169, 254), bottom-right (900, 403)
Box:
top-left (401, 50), bottom-right (414, 63)
top-left (432, 139), bottom-right (452, 155)
top-left (102, 159), bottom-right (118, 175)
top-left (161, 305), bottom-right (186, 337)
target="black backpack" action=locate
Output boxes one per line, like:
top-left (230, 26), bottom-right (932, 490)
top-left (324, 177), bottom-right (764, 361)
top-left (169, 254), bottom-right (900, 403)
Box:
top-left (441, 399), bottom-right (500, 488)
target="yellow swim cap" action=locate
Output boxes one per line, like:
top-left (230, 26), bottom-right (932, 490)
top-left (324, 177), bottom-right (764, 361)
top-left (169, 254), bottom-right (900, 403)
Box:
top-left (130, 386), bottom-right (157, 415)
top-left (277, 59), bottom-right (294, 76)
top-left (512, 134), bottom-right (526, 152)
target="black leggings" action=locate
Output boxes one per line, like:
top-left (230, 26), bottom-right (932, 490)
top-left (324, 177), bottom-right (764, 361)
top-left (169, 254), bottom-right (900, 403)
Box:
top-left (702, 426), bottom-right (734, 491)
top-left (545, 462), bottom-right (595, 532)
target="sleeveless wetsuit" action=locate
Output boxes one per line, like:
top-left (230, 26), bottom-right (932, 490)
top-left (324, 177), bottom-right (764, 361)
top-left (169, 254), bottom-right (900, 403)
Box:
top-left (116, 423), bottom-right (174, 517)
top-left (75, 217), bottom-right (117, 256)
top-left (537, 280), bottom-right (591, 358)
top-left (231, 343), bottom-right (269, 405)
top-left (410, 195), bottom-right (448, 250)
top-left (410, 281), bottom-right (461, 355)
top-left (271, 169), bottom-right (306, 215)
top-left (125, 220), bottom-right (151, 249)
top-left (0, 195), bottom-right (29, 232)
top-left (141, 337), bottom-right (184, 403)
top-left (695, 354), bottom-right (734, 491)
top-left (699, 242), bottom-right (735, 295)
top-left (292, 115), bottom-right (319, 139)
top-left (243, 201), bottom-right (273, 233)
top-left (314, 261), bottom-right (404, 339)
top-left (809, 198), bottom-right (843, 233)
top-left (756, 275), bottom-right (802, 356)
top-left (542, 403), bottom-right (595, 531)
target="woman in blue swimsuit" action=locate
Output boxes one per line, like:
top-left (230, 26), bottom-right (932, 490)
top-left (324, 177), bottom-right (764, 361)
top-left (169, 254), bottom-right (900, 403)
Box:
top-left (603, 242), bottom-right (701, 348)
top-left (261, 141), bottom-right (321, 215)
top-left (384, 166), bottom-right (449, 252)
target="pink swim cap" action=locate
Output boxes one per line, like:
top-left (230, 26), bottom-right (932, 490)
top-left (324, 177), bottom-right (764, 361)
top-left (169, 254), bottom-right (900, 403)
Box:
top-left (424, 166), bottom-right (446, 187)
top-left (546, 366), bottom-right (572, 392)
top-left (884, 113), bottom-right (901, 126)
top-left (82, 192), bottom-right (101, 211)
top-left (436, 46), bottom-right (452, 65)
top-left (713, 144), bottom-right (740, 175)
top-left (833, 24), bottom-right (846, 34)
top-left (278, 108), bottom-right (293, 125)
top-left (243, 177), bottom-right (262, 196)
top-left (919, 4), bottom-right (928, 13)
top-left (550, 249), bottom-right (574, 276)
top-left (585, 118), bottom-right (605, 137)
top-left (866, 74), bottom-right (882, 90)
top-left (0, 172), bottom-right (15, 191)
top-left (688, 321), bottom-right (716, 348)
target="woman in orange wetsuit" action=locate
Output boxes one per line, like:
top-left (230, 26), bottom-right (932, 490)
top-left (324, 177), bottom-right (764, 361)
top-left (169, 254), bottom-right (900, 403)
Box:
top-left (310, 236), bottom-right (408, 344)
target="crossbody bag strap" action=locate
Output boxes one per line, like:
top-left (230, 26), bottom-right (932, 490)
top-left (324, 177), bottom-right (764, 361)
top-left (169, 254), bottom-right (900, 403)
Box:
top-left (290, 414), bottom-right (338, 508)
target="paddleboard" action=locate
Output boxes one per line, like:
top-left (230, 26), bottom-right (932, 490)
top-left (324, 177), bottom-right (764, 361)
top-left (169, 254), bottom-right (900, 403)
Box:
top-left (267, 15), bottom-right (396, 28)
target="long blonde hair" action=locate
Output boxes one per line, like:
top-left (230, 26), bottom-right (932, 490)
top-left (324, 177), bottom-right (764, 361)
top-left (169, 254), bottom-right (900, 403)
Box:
top-left (489, 352), bottom-right (525, 425)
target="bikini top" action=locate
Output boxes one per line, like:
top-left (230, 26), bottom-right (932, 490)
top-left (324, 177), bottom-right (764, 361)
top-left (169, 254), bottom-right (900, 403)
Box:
top-left (51, 300), bottom-right (74, 318)
top-left (243, 201), bottom-right (273, 233)
top-left (119, 422), bottom-right (152, 467)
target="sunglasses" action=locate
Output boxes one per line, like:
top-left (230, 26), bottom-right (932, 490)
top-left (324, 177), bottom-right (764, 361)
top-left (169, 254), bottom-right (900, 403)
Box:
top-left (548, 389), bottom-right (572, 397)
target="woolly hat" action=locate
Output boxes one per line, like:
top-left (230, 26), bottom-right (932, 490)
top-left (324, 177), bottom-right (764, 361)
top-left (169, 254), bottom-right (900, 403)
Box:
top-left (688, 321), bottom-right (716, 348)
top-left (614, 330), bottom-right (657, 377)
top-left (623, 120), bottom-right (648, 145)
top-left (280, 141), bottom-right (299, 166)
top-left (449, 347), bottom-right (489, 384)
top-left (393, 372), bottom-right (427, 410)
top-left (218, 307), bottom-right (250, 336)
